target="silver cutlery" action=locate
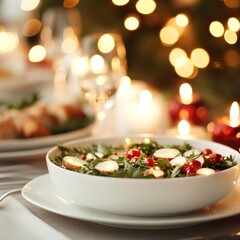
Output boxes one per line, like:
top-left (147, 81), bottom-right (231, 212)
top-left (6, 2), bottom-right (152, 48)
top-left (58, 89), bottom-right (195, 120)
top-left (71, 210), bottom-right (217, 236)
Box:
top-left (0, 188), bottom-right (22, 202)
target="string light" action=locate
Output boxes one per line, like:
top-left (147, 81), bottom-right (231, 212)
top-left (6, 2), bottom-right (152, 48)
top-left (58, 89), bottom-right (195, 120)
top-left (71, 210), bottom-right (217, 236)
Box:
top-left (112, 0), bottom-right (129, 6)
top-left (209, 21), bottom-right (224, 37)
top-left (174, 58), bottom-right (194, 78)
top-left (175, 14), bottom-right (189, 27)
top-left (135, 0), bottom-right (156, 15)
top-left (224, 29), bottom-right (238, 44)
top-left (159, 26), bottom-right (179, 46)
top-left (28, 45), bottom-right (46, 62)
top-left (228, 17), bottom-right (240, 32)
top-left (190, 48), bottom-right (210, 69)
top-left (124, 15), bottom-right (140, 31)
top-left (63, 0), bottom-right (80, 8)
top-left (169, 48), bottom-right (188, 67)
top-left (22, 18), bottom-right (42, 37)
top-left (21, 0), bottom-right (40, 11)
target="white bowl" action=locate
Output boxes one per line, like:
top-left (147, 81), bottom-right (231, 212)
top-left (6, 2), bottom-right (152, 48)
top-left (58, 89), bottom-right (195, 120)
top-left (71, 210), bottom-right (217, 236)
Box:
top-left (46, 135), bottom-right (240, 216)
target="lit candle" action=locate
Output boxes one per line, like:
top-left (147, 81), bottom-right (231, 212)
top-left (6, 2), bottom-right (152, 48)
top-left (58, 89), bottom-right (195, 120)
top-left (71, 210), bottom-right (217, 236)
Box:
top-left (179, 83), bottom-right (193, 104)
top-left (128, 88), bottom-right (162, 133)
top-left (166, 119), bottom-right (208, 139)
top-left (169, 83), bottom-right (208, 126)
top-left (178, 119), bottom-right (190, 137)
top-left (230, 101), bottom-right (240, 127)
top-left (210, 101), bottom-right (240, 151)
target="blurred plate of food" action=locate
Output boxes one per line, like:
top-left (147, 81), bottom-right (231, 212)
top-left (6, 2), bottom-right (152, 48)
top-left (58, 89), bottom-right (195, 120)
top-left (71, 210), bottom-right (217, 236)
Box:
top-left (0, 146), bottom-right (51, 161)
top-left (0, 93), bottom-right (95, 152)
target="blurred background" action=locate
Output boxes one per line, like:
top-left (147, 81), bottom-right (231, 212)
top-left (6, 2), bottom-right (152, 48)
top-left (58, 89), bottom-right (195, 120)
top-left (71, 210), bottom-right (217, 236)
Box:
top-left (0, 0), bottom-right (240, 118)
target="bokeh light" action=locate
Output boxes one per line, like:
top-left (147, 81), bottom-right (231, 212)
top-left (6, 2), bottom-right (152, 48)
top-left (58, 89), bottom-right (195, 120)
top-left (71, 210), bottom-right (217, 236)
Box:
top-left (112, 0), bottom-right (129, 6)
top-left (135, 0), bottom-right (156, 15)
top-left (190, 48), bottom-right (210, 68)
top-left (98, 34), bottom-right (115, 53)
top-left (224, 0), bottom-right (240, 8)
top-left (124, 15), bottom-right (140, 31)
top-left (0, 30), bottom-right (19, 52)
top-left (175, 14), bottom-right (189, 27)
top-left (159, 26), bottom-right (179, 46)
top-left (224, 29), bottom-right (238, 44)
top-left (169, 48), bottom-right (187, 67)
top-left (174, 58), bottom-right (194, 78)
top-left (63, 0), bottom-right (80, 8)
top-left (90, 54), bottom-right (105, 73)
top-left (228, 17), bottom-right (240, 32)
top-left (22, 18), bottom-right (41, 37)
top-left (209, 21), bottom-right (224, 37)
top-left (21, 0), bottom-right (40, 11)
top-left (28, 45), bottom-right (46, 62)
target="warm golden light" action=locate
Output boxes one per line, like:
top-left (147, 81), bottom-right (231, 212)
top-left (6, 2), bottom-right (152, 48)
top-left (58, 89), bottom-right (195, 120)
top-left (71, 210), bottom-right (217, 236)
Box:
top-left (28, 45), bottom-right (46, 62)
top-left (124, 15), bottom-right (140, 31)
top-left (0, 31), bottom-right (19, 52)
top-left (98, 34), bottom-right (115, 53)
top-left (22, 18), bottom-right (42, 37)
top-left (230, 101), bottom-right (240, 127)
top-left (135, 0), bottom-right (156, 15)
top-left (190, 48), bottom-right (210, 68)
top-left (174, 58), bottom-right (194, 78)
top-left (209, 21), bottom-right (224, 37)
top-left (71, 56), bottom-right (89, 76)
top-left (159, 26), bottom-right (179, 46)
top-left (178, 120), bottom-right (190, 137)
top-left (224, 0), bottom-right (240, 8)
top-left (112, 0), bottom-right (129, 6)
top-left (21, 0), bottom-right (40, 11)
top-left (111, 57), bottom-right (121, 71)
top-left (117, 76), bottom-right (131, 97)
top-left (63, 0), bottom-right (80, 8)
top-left (61, 27), bottom-right (79, 53)
top-left (228, 17), bottom-right (240, 32)
top-left (224, 29), bottom-right (238, 44)
top-left (96, 76), bottom-right (107, 86)
top-left (169, 48), bottom-right (188, 67)
top-left (62, 37), bottom-right (78, 54)
top-left (179, 83), bottom-right (193, 105)
top-left (90, 55), bottom-right (105, 73)
top-left (175, 14), bottom-right (189, 27)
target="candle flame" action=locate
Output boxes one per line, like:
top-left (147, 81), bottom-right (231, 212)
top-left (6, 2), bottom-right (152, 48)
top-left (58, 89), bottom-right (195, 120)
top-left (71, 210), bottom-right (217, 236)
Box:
top-left (179, 83), bottom-right (193, 104)
top-left (178, 119), bottom-right (190, 136)
top-left (230, 101), bottom-right (240, 127)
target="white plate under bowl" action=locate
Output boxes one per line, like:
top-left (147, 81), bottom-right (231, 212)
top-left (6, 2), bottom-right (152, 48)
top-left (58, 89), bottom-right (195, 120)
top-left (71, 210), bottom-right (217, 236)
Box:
top-left (0, 123), bottom-right (94, 152)
top-left (22, 174), bottom-right (240, 230)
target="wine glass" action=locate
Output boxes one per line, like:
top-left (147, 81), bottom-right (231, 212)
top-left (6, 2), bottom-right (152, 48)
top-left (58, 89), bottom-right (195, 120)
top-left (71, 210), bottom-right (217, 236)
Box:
top-left (40, 6), bottom-right (82, 97)
top-left (77, 33), bottom-right (127, 135)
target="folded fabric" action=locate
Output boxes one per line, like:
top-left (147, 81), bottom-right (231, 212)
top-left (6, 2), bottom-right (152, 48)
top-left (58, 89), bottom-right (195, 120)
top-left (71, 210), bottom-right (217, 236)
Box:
top-left (0, 196), bottom-right (70, 240)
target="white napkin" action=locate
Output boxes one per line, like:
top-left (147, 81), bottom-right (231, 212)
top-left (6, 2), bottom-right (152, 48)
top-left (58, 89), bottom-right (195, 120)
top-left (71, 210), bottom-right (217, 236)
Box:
top-left (0, 197), bottom-right (70, 240)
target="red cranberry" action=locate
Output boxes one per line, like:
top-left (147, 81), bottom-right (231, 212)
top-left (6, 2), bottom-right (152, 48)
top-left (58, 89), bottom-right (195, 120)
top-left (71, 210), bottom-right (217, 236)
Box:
top-left (184, 166), bottom-right (197, 176)
top-left (125, 149), bottom-right (141, 160)
top-left (189, 160), bottom-right (202, 169)
top-left (210, 153), bottom-right (223, 163)
top-left (202, 148), bottom-right (213, 156)
top-left (146, 158), bottom-right (155, 166)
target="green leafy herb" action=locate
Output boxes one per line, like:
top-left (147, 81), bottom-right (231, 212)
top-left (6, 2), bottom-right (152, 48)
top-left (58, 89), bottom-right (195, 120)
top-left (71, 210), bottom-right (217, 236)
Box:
top-left (0, 92), bottom-right (40, 109)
